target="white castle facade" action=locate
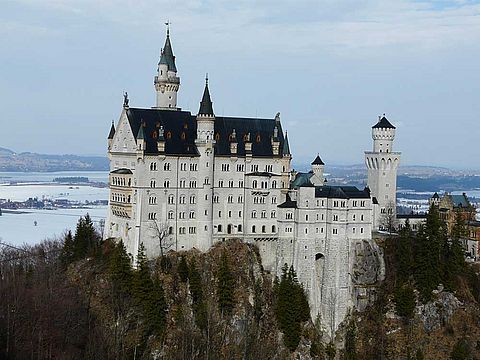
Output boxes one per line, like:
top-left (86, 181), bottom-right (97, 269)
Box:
top-left (105, 30), bottom-right (400, 336)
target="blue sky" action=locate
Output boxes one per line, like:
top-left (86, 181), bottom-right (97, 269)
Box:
top-left (0, 0), bottom-right (479, 168)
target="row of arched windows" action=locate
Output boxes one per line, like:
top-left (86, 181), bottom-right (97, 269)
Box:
top-left (112, 192), bottom-right (131, 203)
top-left (112, 176), bottom-right (131, 187)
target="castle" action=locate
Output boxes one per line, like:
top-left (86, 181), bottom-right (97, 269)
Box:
top-left (104, 29), bottom-right (400, 336)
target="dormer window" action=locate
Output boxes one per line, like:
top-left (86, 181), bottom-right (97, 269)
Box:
top-left (256, 134), bottom-right (261, 143)
top-left (181, 132), bottom-right (186, 140)
top-left (215, 133), bottom-right (220, 141)
top-left (166, 131), bottom-right (172, 139)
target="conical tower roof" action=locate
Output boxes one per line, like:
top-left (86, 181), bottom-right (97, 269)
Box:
top-left (198, 77), bottom-right (214, 116)
top-left (282, 132), bottom-right (291, 155)
top-left (158, 29), bottom-right (177, 72)
top-left (372, 115), bottom-right (395, 129)
top-left (136, 125), bottom-right (145, 140)
top-left (108, 121), bottom-right (115, 139)
top-left (311, 154), bottom-right (325, 165)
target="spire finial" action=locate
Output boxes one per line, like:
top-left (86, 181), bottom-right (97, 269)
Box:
top-left (205, 73), bottom-right (209, 85)
top-left (165, 20), bottom-right (171, 36)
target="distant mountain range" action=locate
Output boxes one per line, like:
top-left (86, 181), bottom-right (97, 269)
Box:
top-left (0, 147), bottom-right (109, 172)
top-left (1, 147), bottom-right (479, 193)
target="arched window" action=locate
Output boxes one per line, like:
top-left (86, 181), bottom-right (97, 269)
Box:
top-left (272, 225), bottom-right (276, 233)
top-left (252, 180), bottom-right (257, 188)
top-left (262, 225), bottom-right (266, 233)
top-left (218, 225), bottom-right (223, 232)
top-left (272, 180), bottom-right (277, 188)
top-left (252, 225), bottom-right (256, 233)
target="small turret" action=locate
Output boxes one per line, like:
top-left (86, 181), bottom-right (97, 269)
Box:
top-left (198, 75), bottom-right (214, 116)
top-left (230, 129), bottom-right (238, 155)
top-left (310, 154), bottom-right (325, 186)
top-left (157, 125), bottom-right (165, 154)
top-left (136, 125), bottom-right (145, 159)
top-left (372, 114), bottom-right (396, 153)
top-left (244, 132), bottom-right (252, 156)
top-left (271, 125), bottom-right (280, 155)
top-left (195, 76), bottom-right (215, 149)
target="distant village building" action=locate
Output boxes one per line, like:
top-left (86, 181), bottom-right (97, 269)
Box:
top-left (399, 192), bottom-right (479, 259)
top-left (104, 29), bottom-right (398, 336)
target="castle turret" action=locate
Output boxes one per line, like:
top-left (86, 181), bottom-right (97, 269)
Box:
top-left (195, 76), bottom-right (215, 144)
top-left (310, 154), bottom-right (325, 186)
top-left (194, 76), bottom-right (215, 251)
top-left (136, 124), bottom-right (145, 159)
top-left (365, 115), bottom-right (401, 230)
top-left (154, 25), bottom-right (180, 109)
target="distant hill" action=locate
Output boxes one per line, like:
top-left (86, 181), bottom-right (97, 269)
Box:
top-left (0, 147), bottom-right (109, 172)
top-left (292, 162), bottom-right (480, 192)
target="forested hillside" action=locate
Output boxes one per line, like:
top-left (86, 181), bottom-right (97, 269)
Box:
top-left (2, 210), bottom-right (480, 359)
top-left (0, 216), bottom-right (326, 359)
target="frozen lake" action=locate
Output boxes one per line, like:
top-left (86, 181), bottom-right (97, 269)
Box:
top-left (0, 171), bottom-right (108, 184)
top-left (0, 206), bottom-right (107, 246)
top-left (0, 171), bottom-right (109, 246)
top-left (0, 184), bottom-right (109, 202)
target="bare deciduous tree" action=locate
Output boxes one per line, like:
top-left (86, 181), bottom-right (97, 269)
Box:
top-left (149, 220), bottom-right (174, 257)
top-left (380, 200), bottom-right (398, 235)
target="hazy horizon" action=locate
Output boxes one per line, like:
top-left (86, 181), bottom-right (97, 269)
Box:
top-left (1, 1), bottom-right (479, 168)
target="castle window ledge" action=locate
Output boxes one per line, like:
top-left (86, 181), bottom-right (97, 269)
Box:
top-left (253, 237), bottom-right (278, 242)
top-left (154, 75), bottom-right (180, 84)
top-left (110, 201), bottom-right (133, 209)
top-left (251, 191), bottom-right (269, 196)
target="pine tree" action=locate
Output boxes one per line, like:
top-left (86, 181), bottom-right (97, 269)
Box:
top-left (59, 230), bottom-right (75, 267)
top-left (415, 204), bottom-right (443, 302)
top-left (188, 259), bottom-right (206, 329)
top-left (344, 319), bottom-right (357, 360)
top-left (274, 264), bottom-right (310, 352)
top-left (72, 214), bottom-right (100, 260)
top-left (448, 210), bottom-right (467, 277)
top-left (188, 259), bottom-right (203, 305)
top-left (397, 219), bottom-right (413, 285)
top-left (146, 278), bottom-right (167, 335)
top-left (178, 255), bottom-right (189, 283)
top-left (109, 240), bottom-right (132, 295)
top-left (394, 285), bottom-right (415, 319)
top-left (217, 252), bottom-right (235, 315)
top-left (133, 243), bottom-right (153, 306)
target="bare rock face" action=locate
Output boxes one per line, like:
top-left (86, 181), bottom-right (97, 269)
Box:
top-left (418, 289), bottom-right (462, 332)
top-left (352, 239), bottom-right (385, 311)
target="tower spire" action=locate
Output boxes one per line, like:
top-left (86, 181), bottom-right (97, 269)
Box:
top-left (155, 23), bottom-right (180, 109)
top-left (198, 75), bottom-right (214, 116)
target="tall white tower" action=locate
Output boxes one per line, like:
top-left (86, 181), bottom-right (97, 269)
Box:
top-left (365, 115), bottom-right (401, 230)
top-left (154, 25), bottom-right (180, 109)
